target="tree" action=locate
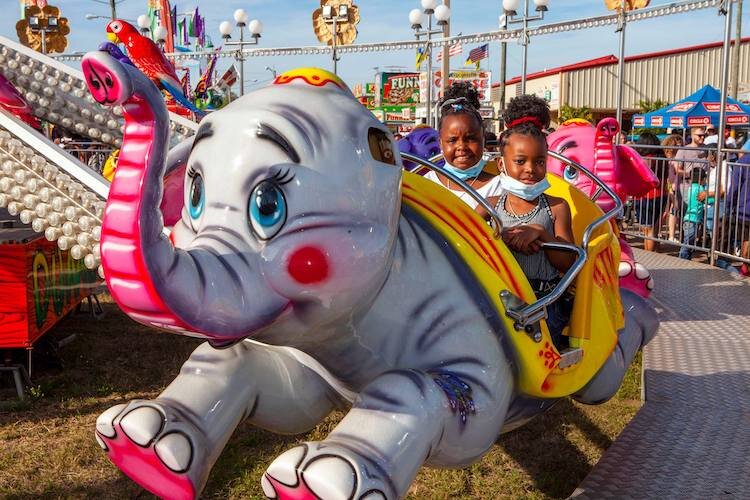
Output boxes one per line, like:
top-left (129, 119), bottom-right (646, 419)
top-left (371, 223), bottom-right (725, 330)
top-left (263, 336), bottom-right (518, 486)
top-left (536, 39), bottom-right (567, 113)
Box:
top-left (638, 98), bottom-right (669, 113)
top-left (558, 105), bottom-right (594, 123)
top-left (634, 98), bottom-right (670, 136)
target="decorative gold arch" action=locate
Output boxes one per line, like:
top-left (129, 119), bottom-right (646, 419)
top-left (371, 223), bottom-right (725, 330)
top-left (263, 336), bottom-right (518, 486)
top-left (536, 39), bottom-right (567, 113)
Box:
top-left (604, 0), bottom-right (651, 11)
top-left (312, 0), bottom-right (360, 46)
top-left (16, 4), bottom-right (71, 54)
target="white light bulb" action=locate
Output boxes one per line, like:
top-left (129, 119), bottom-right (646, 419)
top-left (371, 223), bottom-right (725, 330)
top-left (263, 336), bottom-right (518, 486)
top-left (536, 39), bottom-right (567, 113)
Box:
top-left (78, 215), bottom-right (94, 231)
top-left (0, 194), bottom-right (9, 207)
top-left (71, 245), bottom-right (89, 260)
top-left (57, 236), bottom-right (75, 251)
top-left (233, 9), bottom-right (248, 25)
top-left (22, 194), bottom-right (39, 209)
top-left (91, 226), bottom-right (102, 242)
top-left (248, 19), bottom-right (263, 36)
top-left (137, 14), bottom-right (151, 30)
top-left (35, 203), bottom-right (51, 217)
top-left (0, 178), bottom-right (13, 192)
top-left (91, 241), bottom-right (101, 258)
top-left (503, 0), bottom-right (520, 12)
top-left (434, 5), bottom-right (451, 22)
top-left (51, 196), bottom-right (68, 212)
top-left (409, 8), bottom-right (424, 27)
top-left (84, 254), bottom-right (99, 270)
top-left (45, 226), bottom-right (62, 241)
top-left (7, 201), bottom-right (22, 215)
top-left (77, 232), bottom-right (92, 247)
top-left (62, 221), bottom-right (79, 236)
top-left (19, 209), bottom-right (34, 224)
top-left (32, 218), bottom-right (49, 233)
top-left (48, 212), bottom-right (64, 227)
top-left (10, 186), bottom-right (28, 199)
top-left (421, 0), bottom-right (438, 11)
top-left (64, 206), bottom-right (80, 221)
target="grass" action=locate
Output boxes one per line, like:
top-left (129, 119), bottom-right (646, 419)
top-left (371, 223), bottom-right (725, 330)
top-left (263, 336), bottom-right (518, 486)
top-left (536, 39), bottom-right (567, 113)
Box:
top-left (0, 300), bottom-right (643, 499)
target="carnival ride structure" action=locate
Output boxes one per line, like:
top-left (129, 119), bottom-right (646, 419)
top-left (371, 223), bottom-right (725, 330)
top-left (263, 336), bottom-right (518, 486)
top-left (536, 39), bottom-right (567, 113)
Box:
top-left (0, 34), bottom-right (197, 365)
top-left (76, 47), bottom-right (659, 499)
top-left (547, 118), bottom-right (659, 298)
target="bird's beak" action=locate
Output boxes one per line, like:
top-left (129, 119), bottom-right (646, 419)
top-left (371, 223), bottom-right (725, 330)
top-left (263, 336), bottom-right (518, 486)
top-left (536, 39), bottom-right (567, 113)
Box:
top-left (106, 32), bottom-right (120, 43)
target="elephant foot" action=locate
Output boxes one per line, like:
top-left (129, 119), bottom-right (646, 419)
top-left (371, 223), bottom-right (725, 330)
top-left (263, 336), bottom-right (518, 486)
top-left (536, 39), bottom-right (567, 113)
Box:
top-left (95, 400), bottom-right (208, 500)
top-left (262, 442), bottom-right (392, 500)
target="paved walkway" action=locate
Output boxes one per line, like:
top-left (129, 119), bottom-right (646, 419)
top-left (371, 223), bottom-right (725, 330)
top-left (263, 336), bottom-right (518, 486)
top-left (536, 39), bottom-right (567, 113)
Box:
top-left (572, 249), bottom-right (750, 498)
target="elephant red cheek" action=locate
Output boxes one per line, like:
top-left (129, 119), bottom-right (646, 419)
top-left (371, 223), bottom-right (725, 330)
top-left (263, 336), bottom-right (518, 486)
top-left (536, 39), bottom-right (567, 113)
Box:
top-left (287, 246), bottom-right (329, 284)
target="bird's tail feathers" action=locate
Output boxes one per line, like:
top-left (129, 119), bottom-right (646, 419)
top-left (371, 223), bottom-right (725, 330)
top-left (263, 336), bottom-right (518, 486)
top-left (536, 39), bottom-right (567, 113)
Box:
top-left (160, 78), bottom-right (206, 118)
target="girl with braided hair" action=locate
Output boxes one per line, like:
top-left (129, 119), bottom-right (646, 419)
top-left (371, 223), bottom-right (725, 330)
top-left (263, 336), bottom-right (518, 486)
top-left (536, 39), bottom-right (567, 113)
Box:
top-left (481, 95), bottom-right (575, 347)
top-left (424, 82), bottom-right (504, 209)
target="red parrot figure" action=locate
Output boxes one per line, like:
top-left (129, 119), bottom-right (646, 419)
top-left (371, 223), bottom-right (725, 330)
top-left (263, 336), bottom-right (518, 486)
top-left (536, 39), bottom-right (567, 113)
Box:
top-left (105, 19), bottom-right (204, 117)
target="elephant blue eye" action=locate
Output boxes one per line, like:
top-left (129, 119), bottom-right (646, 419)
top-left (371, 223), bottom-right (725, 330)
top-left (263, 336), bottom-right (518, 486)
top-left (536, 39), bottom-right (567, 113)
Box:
top-left (188, 173), bottom-right (205, 219)
top-left (563, 165), bottom-right (579, 182)
top-left (249, 180), bottom-right (287, 240)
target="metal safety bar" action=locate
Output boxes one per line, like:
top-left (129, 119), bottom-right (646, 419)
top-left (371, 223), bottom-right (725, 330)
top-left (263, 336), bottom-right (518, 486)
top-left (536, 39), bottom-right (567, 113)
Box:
top-left (400, 151), bottom-right (504, 237)
top-left (399, 150), bottom-right (622, 331)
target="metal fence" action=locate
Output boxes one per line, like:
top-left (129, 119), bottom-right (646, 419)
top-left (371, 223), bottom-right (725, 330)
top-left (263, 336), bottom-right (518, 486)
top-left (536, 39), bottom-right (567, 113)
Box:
top-left (621, 143), bottom-right (750, 271)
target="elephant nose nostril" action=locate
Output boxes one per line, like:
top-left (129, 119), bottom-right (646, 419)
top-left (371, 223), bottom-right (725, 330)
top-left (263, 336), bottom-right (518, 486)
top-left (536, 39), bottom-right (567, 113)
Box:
top-left (105, 75), bottom-right (113, 88)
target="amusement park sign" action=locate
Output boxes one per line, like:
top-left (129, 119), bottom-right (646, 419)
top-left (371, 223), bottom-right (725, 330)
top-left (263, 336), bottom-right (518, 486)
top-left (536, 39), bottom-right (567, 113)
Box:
top-left (418, 70), bottom-right (492, 103)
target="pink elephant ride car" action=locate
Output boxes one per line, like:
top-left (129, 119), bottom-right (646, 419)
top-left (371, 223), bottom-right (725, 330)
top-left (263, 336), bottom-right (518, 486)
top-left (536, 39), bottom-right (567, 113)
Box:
top-left (547, 118), bottom-right (659, 297)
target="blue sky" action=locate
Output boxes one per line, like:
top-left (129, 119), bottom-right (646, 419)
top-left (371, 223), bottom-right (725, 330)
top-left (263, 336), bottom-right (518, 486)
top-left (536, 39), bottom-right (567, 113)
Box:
top-left (2, 1), bottom-right (746, 92)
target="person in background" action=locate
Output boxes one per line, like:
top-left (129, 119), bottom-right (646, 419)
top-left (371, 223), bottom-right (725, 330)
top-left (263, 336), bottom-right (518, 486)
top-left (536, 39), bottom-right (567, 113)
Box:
top-left (662, 134), bottom-right (685, 241)
top-left (424, 82), bottom-right (503, 209)
top-left (671, 127), bottom-right (708, 238)
top-left (725, 151), bottom-right (750, 276)
top-left (698, 137), bottom-right (738, 273)
top-left (633, 132), bottom-right (669, 252)
top-left (706, 125), bottom-right (737, 161)
top-left (679, 167), bottom-right (707, 260)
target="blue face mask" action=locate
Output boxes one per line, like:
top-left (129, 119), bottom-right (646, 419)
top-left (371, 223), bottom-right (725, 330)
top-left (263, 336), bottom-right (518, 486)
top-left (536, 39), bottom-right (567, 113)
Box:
top-left (443, 158), bottom-right (487, 181)
top-left (499, 173), bottom-right (551, 201)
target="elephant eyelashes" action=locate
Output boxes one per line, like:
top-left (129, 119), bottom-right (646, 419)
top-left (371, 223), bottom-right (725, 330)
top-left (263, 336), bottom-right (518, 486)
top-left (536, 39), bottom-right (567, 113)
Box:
top-left (186, 167), bottom-right (205, 220)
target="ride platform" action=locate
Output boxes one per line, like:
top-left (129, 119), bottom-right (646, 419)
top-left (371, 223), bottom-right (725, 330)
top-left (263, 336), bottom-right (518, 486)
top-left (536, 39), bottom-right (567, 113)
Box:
top-left (573, 249), bottom-right (750, 498)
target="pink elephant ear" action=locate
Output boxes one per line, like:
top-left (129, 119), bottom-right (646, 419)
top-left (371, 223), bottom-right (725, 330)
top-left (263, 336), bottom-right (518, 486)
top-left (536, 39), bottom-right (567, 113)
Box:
top-left (616, 145), bottom-right (660, 197)
top-left (160, 164), bottom-right (186, 227)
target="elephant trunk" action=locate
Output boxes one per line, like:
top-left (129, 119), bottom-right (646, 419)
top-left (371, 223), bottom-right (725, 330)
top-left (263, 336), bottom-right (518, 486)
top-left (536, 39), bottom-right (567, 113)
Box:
top-left (84, 52), bottom-right (261, 340)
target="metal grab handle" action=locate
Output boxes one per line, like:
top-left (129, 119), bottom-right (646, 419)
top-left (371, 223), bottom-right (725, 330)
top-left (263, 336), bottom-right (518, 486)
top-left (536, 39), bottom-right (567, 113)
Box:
top-left (546, 150), bottom-right (623, 249)
top-left (504, 241), bottom-right (586, 330)
top-left (400, 151), bottom-right (504, 237)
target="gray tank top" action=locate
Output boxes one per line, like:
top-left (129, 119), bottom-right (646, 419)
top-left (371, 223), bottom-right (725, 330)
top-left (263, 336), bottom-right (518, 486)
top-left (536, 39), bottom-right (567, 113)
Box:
top-left (496, 193), bottom-right (560, 281)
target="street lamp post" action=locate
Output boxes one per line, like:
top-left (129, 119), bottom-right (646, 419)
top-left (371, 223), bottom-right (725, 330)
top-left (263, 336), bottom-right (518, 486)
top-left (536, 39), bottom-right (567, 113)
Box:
top-left (27, 14), bottom-right (60, 55)
top-left (219, 9), bottom-right (263, 97)
top-left (502, 0), bottom-right (549, 95)
top-left (89, 0), bottom-right (124, 20)
top-left (136, 14), bottom-right (151, 35)
top-left (321, 5), bottom-right (350, 75)
top-left (409, 0), bottom-right (451, 129)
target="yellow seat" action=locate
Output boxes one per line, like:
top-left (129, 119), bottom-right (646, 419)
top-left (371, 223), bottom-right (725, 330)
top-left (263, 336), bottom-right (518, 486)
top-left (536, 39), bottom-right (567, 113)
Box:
top-left (402, 171), bottom-right (623, 398)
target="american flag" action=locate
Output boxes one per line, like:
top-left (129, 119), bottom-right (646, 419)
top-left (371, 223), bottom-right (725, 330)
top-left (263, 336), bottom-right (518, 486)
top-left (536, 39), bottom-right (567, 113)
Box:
top-left (217, 65), bottom-right (239, 89)
top-left (466, 44), bottom-right (489, 65)
top-left (436, 41), bottom-right (463, 62)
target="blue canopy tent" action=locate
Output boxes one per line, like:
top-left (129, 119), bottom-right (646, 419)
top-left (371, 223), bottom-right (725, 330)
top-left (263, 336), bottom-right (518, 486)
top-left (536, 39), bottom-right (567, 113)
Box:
top-left (632, 84), bottom-right (750, 130)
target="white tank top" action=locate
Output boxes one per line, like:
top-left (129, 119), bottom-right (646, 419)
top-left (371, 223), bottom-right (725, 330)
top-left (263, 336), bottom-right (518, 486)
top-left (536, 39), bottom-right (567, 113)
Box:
top-left (423, 171), bottom-right (504, 210)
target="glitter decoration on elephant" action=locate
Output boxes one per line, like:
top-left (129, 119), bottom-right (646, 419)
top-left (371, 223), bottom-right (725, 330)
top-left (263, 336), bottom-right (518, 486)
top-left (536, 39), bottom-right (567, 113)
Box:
top-left (82, 49), bottom-right (659, 499)
top-left (547, 118), bottom-right (659, 298)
